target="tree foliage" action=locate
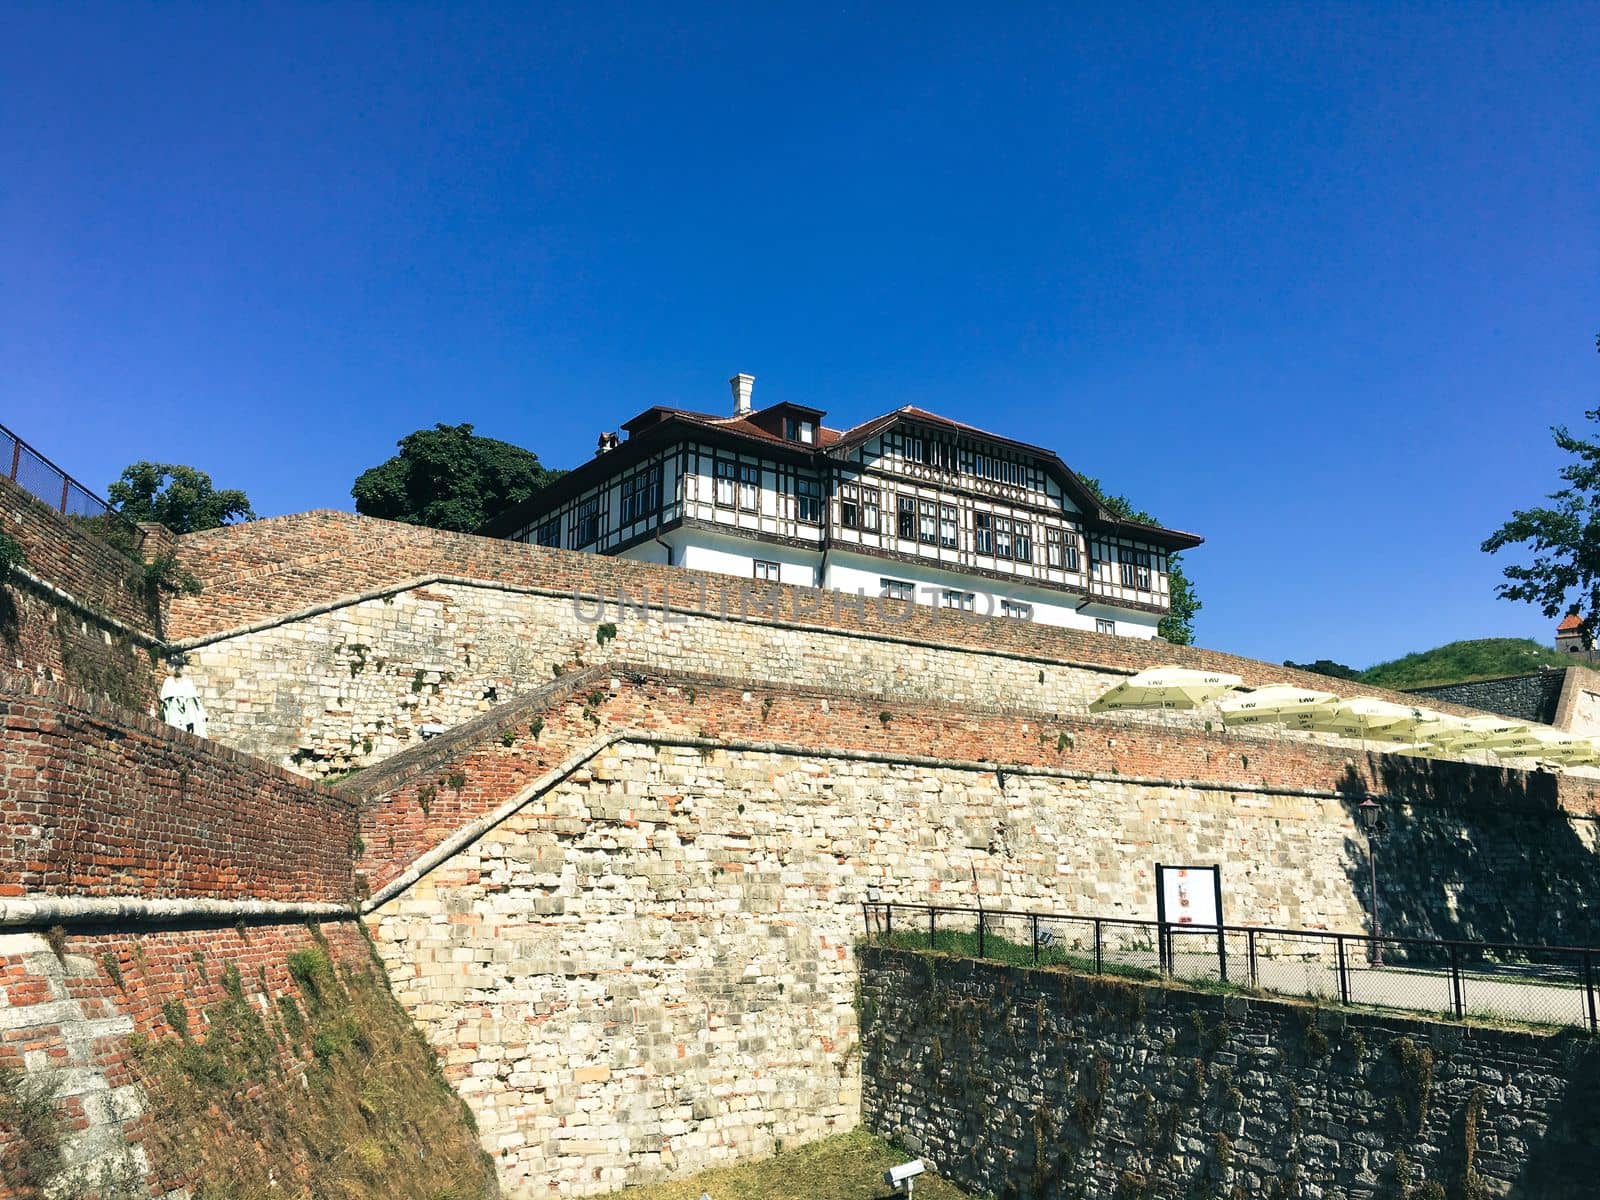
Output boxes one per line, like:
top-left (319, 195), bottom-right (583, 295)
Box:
top-left (351, 423), bottom-right (564, 533)
top-left (1283, 658), bottom-right (1360, 681)
top-left (1481, 335), bottom-right (1600, 648)
top-left (1078, 475), bottom-right (1200, 644)
top-left (108, 462), bottom-right (256, 534)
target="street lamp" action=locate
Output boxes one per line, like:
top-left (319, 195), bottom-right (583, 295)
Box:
top-left (1359, 795), bottom-right (1385, 966)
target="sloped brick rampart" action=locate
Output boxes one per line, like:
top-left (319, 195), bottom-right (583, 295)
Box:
top-left (0, 673), bottom-right (356, 910)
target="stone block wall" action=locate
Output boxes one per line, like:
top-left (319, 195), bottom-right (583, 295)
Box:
top-left (359, 671), bottom-right (1600, 1196)
top-left (861, 945), bottom-right (1600, 1199)
top-left (1407, 670), bottom-right (1567, 727)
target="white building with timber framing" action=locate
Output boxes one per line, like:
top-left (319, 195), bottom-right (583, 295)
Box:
top-left (485, 374), bottom-right (1203, 637)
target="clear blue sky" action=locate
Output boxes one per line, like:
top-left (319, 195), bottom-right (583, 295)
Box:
top-left (4, 3), bottom-right (1597, 668)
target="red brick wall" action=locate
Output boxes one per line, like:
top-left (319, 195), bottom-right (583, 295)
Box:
top-left (0, 673), bottom-right (356, 905)
top-left (0, 476), bottom-right (154, 637)
top-left (165, 510), bottom-right (1477, 716)
top-left (0, 919), bottom-right (492, 1200)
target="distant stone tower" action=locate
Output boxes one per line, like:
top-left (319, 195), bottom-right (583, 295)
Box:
top-left (1556, 613), bottom-right (1585, 654)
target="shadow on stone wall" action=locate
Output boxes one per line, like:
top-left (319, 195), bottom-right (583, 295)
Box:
top-left (1337, 759), bottom-right (1600, 950)
top-left (1512, 1039), bottom-right (1600, 1199)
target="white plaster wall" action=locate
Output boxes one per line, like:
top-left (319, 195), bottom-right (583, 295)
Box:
top-left (672, 528), bottom-right (821, 588)
top-left (823, 551), bottom-right (1159, 637)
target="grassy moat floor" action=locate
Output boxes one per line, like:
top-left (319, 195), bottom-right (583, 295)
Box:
top-left (615, 1131), bottom-right (970, 1200)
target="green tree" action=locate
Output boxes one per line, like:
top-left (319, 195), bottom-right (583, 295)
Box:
top-left (1481, 334), bottom-right (1600, 648)
top-left (1283, 658), bottom-right (1361, 681)
top-left (108, 462), bottom-right (255, 534)
top-left (1078, 475), bottom-right (1201, 644)
top-left (351, 423), bottom-right (564, 533)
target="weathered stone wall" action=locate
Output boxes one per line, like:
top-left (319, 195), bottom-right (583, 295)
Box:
top-left (861, 945), bottom-right (1600, 1199)
top-left (1407, 670), bottom-right (1567, 727)
top-left (360, 673), bottom-right (1600, 1196)
top-left (0, 920), bottom-right (495, 1200)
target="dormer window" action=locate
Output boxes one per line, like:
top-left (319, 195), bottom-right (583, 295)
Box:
top-left (785, 417), bottom-right (816, 444)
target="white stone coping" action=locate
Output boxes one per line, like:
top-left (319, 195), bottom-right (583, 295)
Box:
top-left (0, 895), bottom-right (353, 928)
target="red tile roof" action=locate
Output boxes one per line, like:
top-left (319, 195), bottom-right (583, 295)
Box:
top-left (1558, 614), bottom-right (1584, 633)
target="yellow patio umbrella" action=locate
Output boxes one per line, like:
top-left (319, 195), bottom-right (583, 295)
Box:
top-left (1089, 667), bottom-right (1244, 713)
top-left (1216, 685), bottom-right (1339, 728)
top-left (1303, 697), bottom-right (1427, 741)
top-left (1424, 715), bottom-right (1531, 751)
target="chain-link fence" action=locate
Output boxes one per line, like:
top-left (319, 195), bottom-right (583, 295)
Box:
top-left (862, 901), bottom-right (1600, 1031)
top-left (1, 422), bottom-right (144, 552)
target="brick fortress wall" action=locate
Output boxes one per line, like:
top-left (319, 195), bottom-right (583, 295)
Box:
top-left (0, 477), bottom-right (158, 713)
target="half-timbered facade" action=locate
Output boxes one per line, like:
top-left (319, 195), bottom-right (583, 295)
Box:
top-left (486, 375), bottom-right (1203, 637)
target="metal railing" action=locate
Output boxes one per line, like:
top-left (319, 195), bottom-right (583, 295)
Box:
top-left (1, 421), bottom-right (144, 552)
top-left (862, 901), bottom-right (1600, 1032)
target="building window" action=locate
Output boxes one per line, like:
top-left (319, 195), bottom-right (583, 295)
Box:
top-left (534, 517), bottom-right (561, 548)
top-left (897, 496), bottom-right (916, 540)
top-left (1001, 600), bottom-right (1033, 620)
top-left (739, 463), bottom-right (761, 511)
top-left (974, 511), bottom-right (994, 555)
top-left (880, 579), bottom-right (914, 602)
top-left (571, 496), bottom-right (601, 548)
top-left (1120, 549), bottom-right (1152, 590)
top-left (918, 499), bottom-right (939, 545)
top-left (784, 417), bottom-right (816, 444)
top-left (1096, 618), bottom-right (1116, 636)
top-left (795, 476), bottom-right (822, 523)
top-left (754, 559), bottom-right (779, 582)
top-left (939, 504), bottom-right (958, 549)
top-left (861, 487), bottom-right (880, 533)
top-left (840, 484), bottom-right (860, 529)
top-left (1046, 527), bottom-right (1081, 572)
top-left (714, 460), bottom-right (737, 507)
top-left (1014, 522), bottom-right (1031, 564)
top-left (940, 589), bottom-right (976, 612)
top-left (995, 517), bottom-right (1014, 560)
top-left (619, 466), bottom-right (662, 525)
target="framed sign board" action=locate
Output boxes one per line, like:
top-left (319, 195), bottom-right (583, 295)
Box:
top-left (1154, 863), bottom-right (1226, 978)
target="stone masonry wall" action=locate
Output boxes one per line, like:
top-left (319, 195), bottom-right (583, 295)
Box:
top-left (361, 672), bottom-right (1600, 1197)
top-left (861, 945), bottom-right (1600, 1199)
top-left (1407, 670), bottom-right (1567, 727)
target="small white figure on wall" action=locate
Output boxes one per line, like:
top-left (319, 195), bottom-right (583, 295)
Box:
top-left (159, 659), bottom-right (208, 739)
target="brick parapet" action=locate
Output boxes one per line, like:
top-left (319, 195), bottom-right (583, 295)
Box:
top-left (0, 474), bottom-right (154, 637)
top-left (0, 669), bottom-right (357, 910)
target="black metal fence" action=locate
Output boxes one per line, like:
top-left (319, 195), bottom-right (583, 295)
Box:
top-left (1, 421), bottom-right (144, 552)
top-left (862, 900), bottom-right (1600, 1032)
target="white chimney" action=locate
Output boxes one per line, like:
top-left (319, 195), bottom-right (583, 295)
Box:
top-left (730, 373), bottom-right (755, 416)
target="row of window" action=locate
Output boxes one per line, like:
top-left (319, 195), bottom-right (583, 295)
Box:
top-left (712, 461), bottom-right (821, 522)
top-left (894, 431), bottom-right (1031, 488)
top-left (534, 462), bottom-right (1155, 594)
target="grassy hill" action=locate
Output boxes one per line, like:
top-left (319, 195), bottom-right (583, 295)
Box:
top-left (1359, 638), bottom-right (1573, 691)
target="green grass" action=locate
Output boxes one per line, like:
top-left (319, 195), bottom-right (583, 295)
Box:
top-left (871, 928), bottom-right (1163, 982)
top-left (1358, 638), bottom-right (1571, 690)
top-left (614, 1130), bottom-right (970, 1200)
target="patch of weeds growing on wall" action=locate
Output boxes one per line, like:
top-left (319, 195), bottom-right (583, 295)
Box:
top-left (126, 932), bottom-right (497, 1199)
top-left (1388, 1036), bottom-right (1434, 1135)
